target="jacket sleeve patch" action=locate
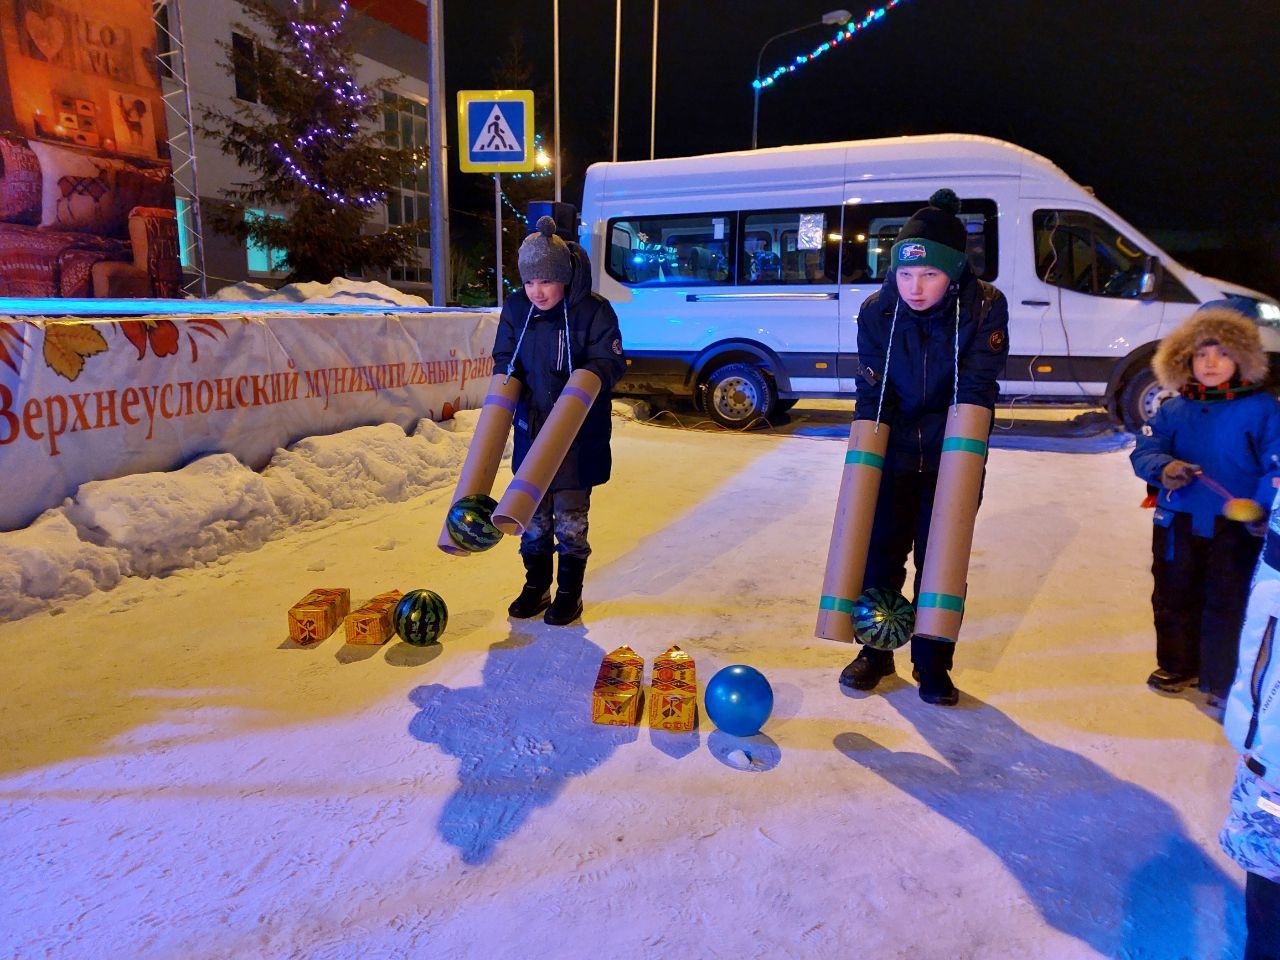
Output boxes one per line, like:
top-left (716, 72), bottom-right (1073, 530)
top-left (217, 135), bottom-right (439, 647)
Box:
top-left (987, 330), bottom-right (1006, 351)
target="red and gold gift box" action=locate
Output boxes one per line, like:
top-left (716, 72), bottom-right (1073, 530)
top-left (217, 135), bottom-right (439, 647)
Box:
top-left (591, 645), bottom-right (645, 726)
top-left (343, 589), bottom-right (403, 645)
top-left (648, 645), bottom-right (698, 732)
top-left (287, 588), bottom-right (351, 645)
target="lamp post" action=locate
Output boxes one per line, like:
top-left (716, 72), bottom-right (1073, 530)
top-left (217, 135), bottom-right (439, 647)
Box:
top-left (751, 9), bottom-right (851, 150)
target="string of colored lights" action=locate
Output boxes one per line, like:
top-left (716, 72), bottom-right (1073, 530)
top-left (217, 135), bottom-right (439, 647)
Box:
top-left (752, 1), bottom-right (908, 91)
top-left (271, 0), bottom-right (385, 207)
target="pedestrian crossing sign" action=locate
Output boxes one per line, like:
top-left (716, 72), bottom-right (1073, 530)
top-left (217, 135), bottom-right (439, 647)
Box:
top-left (457, 90), bottom-right (536, 173)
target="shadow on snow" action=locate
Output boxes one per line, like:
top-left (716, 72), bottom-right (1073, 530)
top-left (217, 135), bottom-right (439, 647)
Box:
top-left (407, 621), bottom-right (635, 864)
top-left (836, 688), bottom-right (1243, 960)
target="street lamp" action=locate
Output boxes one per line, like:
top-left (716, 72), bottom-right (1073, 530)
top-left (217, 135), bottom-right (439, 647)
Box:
top-left (752, 9), bottom-right (851, 150)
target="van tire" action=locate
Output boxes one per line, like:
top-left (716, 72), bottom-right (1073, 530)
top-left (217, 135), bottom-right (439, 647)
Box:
top-left (703, 363), bottom-right (775, 429)
top-left (1119, 366), bottom-right (1172, 432)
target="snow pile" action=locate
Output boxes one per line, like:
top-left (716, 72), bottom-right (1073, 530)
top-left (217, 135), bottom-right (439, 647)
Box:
top-left (210, 277), bottom-right (429, 307)
top-left (0, 512), bottom-right (123, 620)
top-left (0, 413), bottom-right (492, 621)
top-left (610, 397), bottom-right (653, 421)
top-left (261, 418), bottom-right (474, 521)
top-left (64, 454), bottom-right (279, 578)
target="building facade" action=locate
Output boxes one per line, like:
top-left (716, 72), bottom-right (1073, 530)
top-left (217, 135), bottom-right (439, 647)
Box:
top-left (164, 0), bottom-right (431, 295)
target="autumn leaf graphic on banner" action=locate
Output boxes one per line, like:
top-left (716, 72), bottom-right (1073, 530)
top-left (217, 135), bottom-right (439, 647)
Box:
top-left (43, 322), bottom-right (108, 382)
top-left (118, 318), bottom-right (180, 360)
top-left (0, 321), bottom-right (28, 375)
top-left (183, 318), bottom-right (228, 362)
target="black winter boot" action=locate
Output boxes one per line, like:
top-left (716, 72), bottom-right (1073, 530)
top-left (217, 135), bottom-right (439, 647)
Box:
top-left (544, 555), bottom-right (587, 626)
top-left (839, 646), bottom-right (896, 691)
top-left (911, 634), bottom-right (959, 706)
top-left (508, 553), bottom-right (553, 618)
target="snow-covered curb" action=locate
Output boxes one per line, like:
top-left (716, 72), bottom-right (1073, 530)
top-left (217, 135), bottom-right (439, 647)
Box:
top-left (1, 403), bottom-right (644, 622)
top-left (0, 413), bottom-right (489, 622)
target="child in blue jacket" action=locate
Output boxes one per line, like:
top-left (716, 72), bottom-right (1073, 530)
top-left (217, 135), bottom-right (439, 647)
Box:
top-left (1131, 304), bottom-right (1280, 706)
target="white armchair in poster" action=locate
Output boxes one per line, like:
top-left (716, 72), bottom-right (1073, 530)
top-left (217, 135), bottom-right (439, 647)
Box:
top-left (0, 308), bottom-right (499, 531)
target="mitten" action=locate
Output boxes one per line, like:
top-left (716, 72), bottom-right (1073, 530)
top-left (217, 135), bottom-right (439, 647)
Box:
top-left (1160, 460), bottom-right (1200, 491)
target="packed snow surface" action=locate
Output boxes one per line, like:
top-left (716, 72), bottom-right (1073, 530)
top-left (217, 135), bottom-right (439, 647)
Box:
top-left (0, 406), bottom-right (1250, 959)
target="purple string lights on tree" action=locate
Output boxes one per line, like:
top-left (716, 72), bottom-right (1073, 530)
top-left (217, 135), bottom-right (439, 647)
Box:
top-left (752, 1), bottom-right (908, 92)
top-left (271, 0), bottom-right (384, 207)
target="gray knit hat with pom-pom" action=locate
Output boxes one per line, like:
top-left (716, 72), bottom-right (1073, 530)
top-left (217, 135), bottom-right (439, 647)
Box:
top-left (517, 215), bottom-right (573, 284)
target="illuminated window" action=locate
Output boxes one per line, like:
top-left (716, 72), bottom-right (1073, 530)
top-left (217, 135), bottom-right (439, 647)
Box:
top-left (175, 198), bottom-right (192, 269)
top-left (245, 208), bottom-right (287, 275)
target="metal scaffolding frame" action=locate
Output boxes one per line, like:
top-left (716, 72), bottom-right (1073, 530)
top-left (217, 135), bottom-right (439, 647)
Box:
top-left (151, 0), bottom-right (208, 297)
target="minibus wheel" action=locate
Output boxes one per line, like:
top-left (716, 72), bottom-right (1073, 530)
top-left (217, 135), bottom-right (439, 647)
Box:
top-left (1119, 367), bottom-right (1174, 432)
top-left (703, 362), bottom-right (776, 429)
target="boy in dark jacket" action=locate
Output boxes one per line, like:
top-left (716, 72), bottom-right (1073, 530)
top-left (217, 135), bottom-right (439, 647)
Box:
top-left (1130, 303), bottom-right (1280, 706)
top-left (491, 216), bottom-right (626, 626)
top-left (839, 189), bottom-right (1010, 705)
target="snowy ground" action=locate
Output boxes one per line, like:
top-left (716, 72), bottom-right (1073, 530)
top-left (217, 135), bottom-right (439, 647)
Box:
top-left (0, 404), bottom-right (1249, 960)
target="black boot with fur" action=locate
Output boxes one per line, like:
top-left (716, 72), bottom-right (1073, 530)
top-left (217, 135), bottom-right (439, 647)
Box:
top-left (544, 555), bottom-right (587, 626)
top-left (508, 552), bottom-right (553, 618)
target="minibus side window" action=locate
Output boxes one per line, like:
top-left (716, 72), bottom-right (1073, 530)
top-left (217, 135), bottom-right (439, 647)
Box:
top-left (740, 208), bottom-right (840, 284)
top-left (842, 199), bottom-right (998, 283)
top-left (1034, 210), bottom-right (1148, 299)
top-left (604, 214), bottom-right (734, 286)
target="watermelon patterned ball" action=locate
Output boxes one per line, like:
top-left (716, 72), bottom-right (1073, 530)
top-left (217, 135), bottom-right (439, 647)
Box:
top-left (394, 589), bottom-right (449, 646)
top-left (446, 494), bottom-right (504, 553)
top-left (851, 587), bottom-right (915, 651)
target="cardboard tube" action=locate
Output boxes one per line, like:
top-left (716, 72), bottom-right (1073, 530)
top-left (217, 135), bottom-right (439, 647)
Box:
top-left (815, 418), bottom-right (891, 642)
top-left (914, 403), bottom-right (992, 642)
top-left (492, 368), bottom-right (603, 535)
top-left (437, 373), bottom-right (522, 555)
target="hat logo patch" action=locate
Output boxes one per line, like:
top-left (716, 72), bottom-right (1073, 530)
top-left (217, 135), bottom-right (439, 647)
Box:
top-left (899, 243), bottom-right (927, 261)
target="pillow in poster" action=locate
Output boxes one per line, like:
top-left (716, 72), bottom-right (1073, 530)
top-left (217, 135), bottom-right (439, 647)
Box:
top-left (29, 140), bottom-right (130, 237)
top-left (115, 164), bottom-right (176, 216)
top-left (0, 136), bottom-right (42, 225)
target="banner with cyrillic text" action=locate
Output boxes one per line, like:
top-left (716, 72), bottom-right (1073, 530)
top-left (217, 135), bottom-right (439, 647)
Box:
top-left (0, 310), bottom-right (499, 530)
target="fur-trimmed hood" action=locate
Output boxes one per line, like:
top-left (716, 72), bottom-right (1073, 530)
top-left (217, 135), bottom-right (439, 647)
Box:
top-left (1152, 307), bottom-right (1267, 392)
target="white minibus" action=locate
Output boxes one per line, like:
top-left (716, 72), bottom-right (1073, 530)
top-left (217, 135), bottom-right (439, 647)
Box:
top-left (580, 135), bottom-right (1279, 429)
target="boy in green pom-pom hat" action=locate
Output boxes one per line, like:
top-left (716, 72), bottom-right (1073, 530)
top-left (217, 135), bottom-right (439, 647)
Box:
top-left (838, 188), bottom-right (1010, 706)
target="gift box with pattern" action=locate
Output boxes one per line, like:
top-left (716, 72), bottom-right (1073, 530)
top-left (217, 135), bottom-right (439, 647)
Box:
top-left (591, 645), bottom-right (644, 726)
top-left (343, 590), bottom-right (403, 645)
top-left (648, 645), bottom-right (698, 732)
top-left (287, 588), bottom-right (351, 645)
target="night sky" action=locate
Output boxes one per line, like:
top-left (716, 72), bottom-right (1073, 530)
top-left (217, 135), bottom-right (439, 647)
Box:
top-left (445, 0), bottom-right (1280, 290)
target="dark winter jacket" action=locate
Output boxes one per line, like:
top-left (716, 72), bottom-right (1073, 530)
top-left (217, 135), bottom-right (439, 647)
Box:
top-left (853, 269), bottom-right (1010, 473)
top-left (491, 245), bottom-right (626, 491)
top-left (1130, 391), bottom-right (1280, 537)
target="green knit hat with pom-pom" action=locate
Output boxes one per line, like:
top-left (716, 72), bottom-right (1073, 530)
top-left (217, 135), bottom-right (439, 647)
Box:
top-left (889, 188), bottom-right (970, 280)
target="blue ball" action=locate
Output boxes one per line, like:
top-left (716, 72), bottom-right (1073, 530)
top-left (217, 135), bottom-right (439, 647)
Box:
top-left (704, 665), bottom-right (774, 737)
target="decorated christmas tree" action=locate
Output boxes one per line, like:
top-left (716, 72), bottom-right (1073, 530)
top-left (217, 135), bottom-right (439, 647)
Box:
top-left (200, 0), bottom-right (425, 283)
